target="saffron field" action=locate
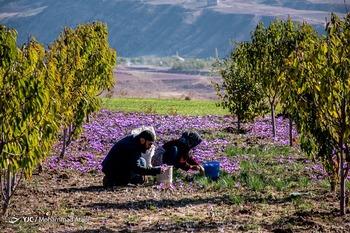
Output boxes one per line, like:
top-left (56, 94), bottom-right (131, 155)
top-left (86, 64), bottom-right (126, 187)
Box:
top-left (2, 109), bottom-right (350, 232)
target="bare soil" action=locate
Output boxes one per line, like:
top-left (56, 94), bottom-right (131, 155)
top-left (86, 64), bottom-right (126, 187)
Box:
top-left (106, 66), bottom-right (220, 100)
top-left (1, 169), bottom-right (349, 233)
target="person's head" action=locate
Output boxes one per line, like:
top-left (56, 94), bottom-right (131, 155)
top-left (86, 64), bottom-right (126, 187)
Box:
top-left (180, 131), bottom-right (202, 149)
top-left (138, 130), bottom-right (155, 152)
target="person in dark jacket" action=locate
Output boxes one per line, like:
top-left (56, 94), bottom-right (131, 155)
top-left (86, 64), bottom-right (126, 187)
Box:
top-left (153, 131), bottom-right (204, 174)
top-left (102, 130), bottom-right (162, 187)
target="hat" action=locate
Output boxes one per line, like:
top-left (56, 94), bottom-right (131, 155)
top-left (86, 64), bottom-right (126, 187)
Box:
top-left (138, 130), bottom-right (156, 142)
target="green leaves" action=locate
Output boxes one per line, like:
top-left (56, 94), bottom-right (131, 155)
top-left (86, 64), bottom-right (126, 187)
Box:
top-left (215, 42), bottom-right (267, 130)
top-left (0, 22), bottom-right (116, 211)
top-left (217, 15), bottom-right (350, 214)
top-left (46, 22), bottom-right (116, 157)
top-left (0, 35), bottom-right (53, 176)
top-left (0, 22), bottom-right (116, 215)
top-left (281, 13), bottom-right (350, 214)
top-left (217, 18), bottom-right (307, 135)
top-left (249, 19), bottom-right (305, 137)
top-left (0, 23), bottom-right (116, 215)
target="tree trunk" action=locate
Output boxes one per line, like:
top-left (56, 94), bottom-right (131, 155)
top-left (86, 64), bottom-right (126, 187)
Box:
top-left (1, 169), bottom-right (22, 217)
top-left (0, 170), bottom-right (5, 215)
top-left (339, 98), bottom-right (347, 215)
top-left (340, 145), bottom-right (346, 215)
top-left (60, 125), bottom-right (76, 159)
top-left (330, 157), bottom-right (338, 193)
top-left (60, 128), bottom-right (68, 158)
top-left (37, 163), bottom-right (43, 174)
top-left (0, 141), bottom-right (4, 155)
top-left (289, 117), bottom-right (293, 147)
top-left (270, 102), bottom-right (276, 138)
top-left (11, 172), bottom-right (16, 193)
top-left (237, 115), bottom-right (241, 132)
top-left (66, 124), bottom-right (75, 149)
top-left (330, 178), bottom-right (337, 193)
top-left (2, 169), bottom-right (12, 216)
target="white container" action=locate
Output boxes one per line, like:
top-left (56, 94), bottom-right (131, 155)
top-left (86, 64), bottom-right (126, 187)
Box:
top-left (156, 166), bottom-right (173, 184)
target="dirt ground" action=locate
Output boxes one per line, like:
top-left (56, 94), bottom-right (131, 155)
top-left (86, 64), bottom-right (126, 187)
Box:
top-left (1, 169), bottom-right (349, 233)
top-left (107, 66), bottom-right (220, 100)
top-left (1, 84), bottom-right (350, 232)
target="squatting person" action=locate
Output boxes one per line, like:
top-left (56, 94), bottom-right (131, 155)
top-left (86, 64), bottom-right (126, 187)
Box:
top-left (101, 130), bottom-right (163, 187)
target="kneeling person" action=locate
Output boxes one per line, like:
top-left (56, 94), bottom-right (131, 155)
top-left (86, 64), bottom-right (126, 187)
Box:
top-left (153, 131), bottom-right (205, 174)
top-left (101, 130), bottom-right (161, 187)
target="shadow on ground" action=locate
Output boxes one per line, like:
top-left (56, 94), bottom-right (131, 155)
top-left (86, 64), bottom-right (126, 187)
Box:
top-left (84, 195), bottom-right (232, 210)
top-left (57, 185), bottom-right (139, 193)
top-left (82, 192), bottom-right (312, 211)
top-left (265, 209), bottom-right (342, 233)
top-left (62, 220), bottom-right (242, 233)
top-left (58, 185), bottom-right (105, 193)
top-left (60, 227), bottom-right (116, 233)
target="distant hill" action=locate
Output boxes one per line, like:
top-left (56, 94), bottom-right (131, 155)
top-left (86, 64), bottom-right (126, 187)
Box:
top-left (0, 0), bottom-right (348, 57)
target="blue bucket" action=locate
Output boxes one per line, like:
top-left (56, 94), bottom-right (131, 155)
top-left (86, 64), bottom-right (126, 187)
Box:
top-left (202, 161), bottom-right (220, 180)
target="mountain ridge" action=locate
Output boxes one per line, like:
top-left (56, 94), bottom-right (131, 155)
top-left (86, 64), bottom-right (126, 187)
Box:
top-left (0, 0), bottom-right (347, 57)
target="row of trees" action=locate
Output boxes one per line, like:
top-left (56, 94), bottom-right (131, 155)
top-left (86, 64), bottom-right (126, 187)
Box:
top-left (215, 13), bottom-right (350, 215)
top-left (120, 56), bottom-right (215, 72)
top-left (0, 22), bottom-right (116, 216)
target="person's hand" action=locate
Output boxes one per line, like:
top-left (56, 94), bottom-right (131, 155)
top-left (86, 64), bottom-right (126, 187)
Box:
top-left (160, 164), bottom-right (168, 173)
top-left (198, 165), bottom-right (205, 176)
top-left (191, 165), bottom-right (205, 175)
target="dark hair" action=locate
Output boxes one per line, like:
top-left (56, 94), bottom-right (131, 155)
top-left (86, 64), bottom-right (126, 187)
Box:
top-left (138, 130), bottom-right (155, 142)
top-left (181, 131), bottom-right (202, 148)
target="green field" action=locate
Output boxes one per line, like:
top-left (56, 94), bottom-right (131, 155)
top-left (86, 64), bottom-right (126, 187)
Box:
top-left (101, 98), bottom-right (230, 116)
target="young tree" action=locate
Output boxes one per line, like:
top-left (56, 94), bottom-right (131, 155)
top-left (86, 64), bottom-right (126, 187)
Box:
top-left (286, 14), bottom-right (350, 215)
top-left (250, 19), bottom-right (299, 138)
top-left (47, 22), bottom-right (116, 158)
top-left (318, 13), bottom-right (350, 215)
top-left (283, 22), bottom-right (340, 191)
top-left (46, 27), bottom-right (78, 158)
top-left (214, 42), bottom-right (267, 131)
top-left (276, 19), bottom-right (304, 147)
top-left (0, 22), bottom-right (116, 215)
top-left (71, 22), bottom-right (116, 142)
top-left (0, 26), bottom-right (60, 216)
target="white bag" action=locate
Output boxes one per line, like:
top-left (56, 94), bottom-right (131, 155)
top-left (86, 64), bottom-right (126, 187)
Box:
top-left (131, 126), bottom-right (156, 167)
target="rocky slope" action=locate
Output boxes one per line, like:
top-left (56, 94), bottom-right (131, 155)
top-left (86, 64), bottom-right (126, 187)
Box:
top-left (0, 0), bottom-right (347, 57)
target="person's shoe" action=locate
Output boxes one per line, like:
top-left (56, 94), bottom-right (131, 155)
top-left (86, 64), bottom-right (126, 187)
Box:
top-left (130, 174), bottom-right (145, 185)
top-left (103, 176), bottom-right (113, 188)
